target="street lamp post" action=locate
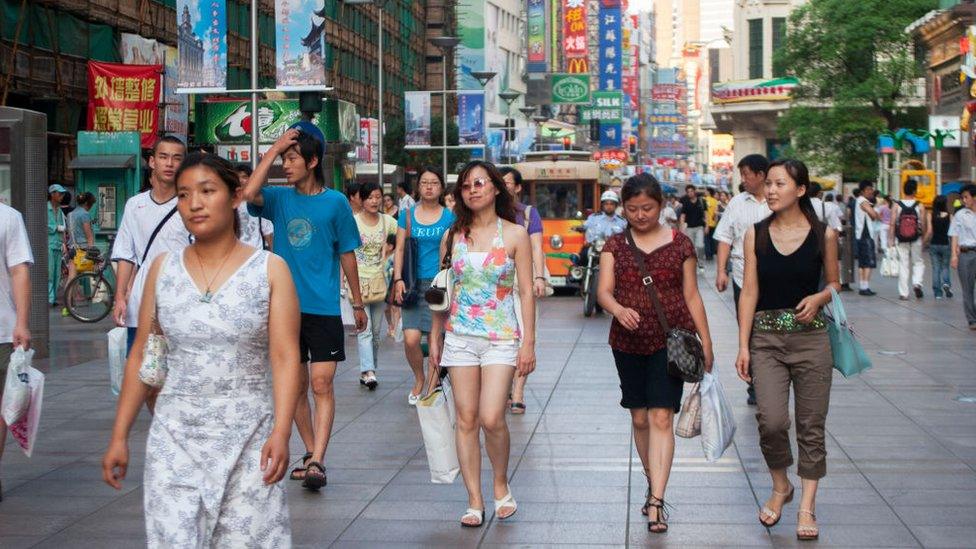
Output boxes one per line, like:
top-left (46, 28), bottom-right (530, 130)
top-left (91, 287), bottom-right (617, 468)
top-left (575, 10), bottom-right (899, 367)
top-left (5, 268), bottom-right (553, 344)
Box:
top-left (531, 114), bottom-right (548, 151)
top-left (498, 90), bottom-right (521, 165)
top-left (430, 36), bottom-right (461, 178)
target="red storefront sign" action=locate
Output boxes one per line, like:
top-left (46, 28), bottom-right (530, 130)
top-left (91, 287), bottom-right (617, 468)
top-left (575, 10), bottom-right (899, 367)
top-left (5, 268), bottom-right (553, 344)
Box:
top-left (563, 0), bottom-right (588, 73)
top-left (87, 61), bottom-right (162, 148)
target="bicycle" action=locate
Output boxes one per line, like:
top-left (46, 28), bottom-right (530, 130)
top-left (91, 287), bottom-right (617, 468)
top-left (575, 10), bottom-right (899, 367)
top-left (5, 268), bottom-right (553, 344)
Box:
top-left (64, 247), bottom-right (114, 323)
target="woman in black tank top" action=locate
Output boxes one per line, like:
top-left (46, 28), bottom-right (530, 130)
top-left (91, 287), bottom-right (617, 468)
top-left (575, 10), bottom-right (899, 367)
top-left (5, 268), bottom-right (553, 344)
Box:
top-left (735, 159), bottom-right (841, 541)
top-left (927, 195), bottom-right (953, 298)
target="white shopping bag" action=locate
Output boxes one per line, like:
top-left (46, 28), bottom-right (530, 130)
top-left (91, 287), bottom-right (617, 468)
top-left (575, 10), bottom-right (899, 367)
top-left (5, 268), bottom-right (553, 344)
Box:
top-left (416, 380), bottom-right (460, 484)
top-left (107, 327), bottom-right (127, 396)
top-left (881, 247), bottom-right (900, 278)
top-left (699, 372), bottom-right (736, 462)
top-left (2, 347), bottom-right (33, 424)
top-left (8, 365), bottom-right (44, 458)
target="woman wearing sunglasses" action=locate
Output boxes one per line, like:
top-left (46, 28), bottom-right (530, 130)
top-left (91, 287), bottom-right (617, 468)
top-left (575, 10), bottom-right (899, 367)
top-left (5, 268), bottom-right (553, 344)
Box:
top-left (429, 161), bottom-right (537, 527)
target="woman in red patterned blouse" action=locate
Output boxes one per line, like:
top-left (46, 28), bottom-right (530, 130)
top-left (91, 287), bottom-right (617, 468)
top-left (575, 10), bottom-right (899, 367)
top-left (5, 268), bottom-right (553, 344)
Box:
top-left (597, 173), bottom-right (714, 534)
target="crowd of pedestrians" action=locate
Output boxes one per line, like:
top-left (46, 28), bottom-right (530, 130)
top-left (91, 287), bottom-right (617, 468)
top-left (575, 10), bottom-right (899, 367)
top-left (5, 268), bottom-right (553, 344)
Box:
top-left (2, 117), bottom-right (976, 543)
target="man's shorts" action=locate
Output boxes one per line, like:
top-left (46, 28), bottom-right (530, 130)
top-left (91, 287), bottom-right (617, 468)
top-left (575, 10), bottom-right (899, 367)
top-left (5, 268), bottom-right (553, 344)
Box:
top-left (300, 313), bottom-right (346, 363)
top-left (440, 332), bottom-right (518, 367)
top-left (856, 230), bottom-right (877, 268)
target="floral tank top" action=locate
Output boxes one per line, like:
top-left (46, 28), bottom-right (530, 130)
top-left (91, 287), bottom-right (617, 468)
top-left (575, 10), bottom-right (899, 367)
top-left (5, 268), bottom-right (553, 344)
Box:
top-left (445, 219), bottom-right (521, 341)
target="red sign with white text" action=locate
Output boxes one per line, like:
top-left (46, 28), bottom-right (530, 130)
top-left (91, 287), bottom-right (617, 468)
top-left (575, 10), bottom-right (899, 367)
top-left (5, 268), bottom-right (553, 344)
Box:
top-left (87, 61), bottom-right (162, 148)
top-left (563, 0), bottom-right (588, 73)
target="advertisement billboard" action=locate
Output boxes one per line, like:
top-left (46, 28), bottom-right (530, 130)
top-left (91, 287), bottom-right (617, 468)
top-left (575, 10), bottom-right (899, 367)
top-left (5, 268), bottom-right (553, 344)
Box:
top-left (526, 0), bottom-right (548, 73)
top-left (563, 0), bottom-right (588, 74)
top-left (274, 0), bottom-right (328, 90)
top-left (457, 0), bottom-right (486, 90)
top-left (551, 74), bottom-right (591, 104)
top-left (86, 61), bottom-right (162, 148)
top-left (194, 99), bottom-right (327, 145)
top-left (405, 91), bottom-right (431, 147)
top-left (176, 0), bottom-right (227, 92)
top-left (457, 92), bottom-right (485, 145)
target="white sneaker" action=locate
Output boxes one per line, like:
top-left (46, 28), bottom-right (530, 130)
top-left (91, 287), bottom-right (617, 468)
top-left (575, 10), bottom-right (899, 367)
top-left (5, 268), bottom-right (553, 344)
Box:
top-left (408, 392), bottom-right (420, 406)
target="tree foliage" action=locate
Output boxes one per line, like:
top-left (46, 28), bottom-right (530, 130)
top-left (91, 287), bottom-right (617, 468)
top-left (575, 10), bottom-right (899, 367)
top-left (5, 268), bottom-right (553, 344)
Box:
top-left (776, 0), bottom-right (936, 180)
top-left (383, 116), bottom-right (471, 174)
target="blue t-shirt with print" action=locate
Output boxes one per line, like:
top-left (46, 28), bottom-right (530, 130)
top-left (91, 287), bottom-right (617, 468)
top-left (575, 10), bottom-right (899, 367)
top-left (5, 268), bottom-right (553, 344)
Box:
top-left (399, 206), bottom-right (455, 279)
top-left (248, 186), bottom-right (361, 315)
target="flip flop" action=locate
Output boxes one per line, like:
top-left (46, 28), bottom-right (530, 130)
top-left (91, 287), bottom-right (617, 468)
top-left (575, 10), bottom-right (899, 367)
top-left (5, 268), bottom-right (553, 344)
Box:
top-left (460, 508), bottom-right (484, 527)
top-left (510, 402), bottom-right (526, 415)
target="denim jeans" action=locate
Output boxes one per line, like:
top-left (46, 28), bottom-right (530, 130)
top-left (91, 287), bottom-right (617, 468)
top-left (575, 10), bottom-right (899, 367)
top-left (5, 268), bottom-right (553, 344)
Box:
top-left (929, 244), bottom-right (951, 296)
top-left (357, 301), bottom-right (386, 373)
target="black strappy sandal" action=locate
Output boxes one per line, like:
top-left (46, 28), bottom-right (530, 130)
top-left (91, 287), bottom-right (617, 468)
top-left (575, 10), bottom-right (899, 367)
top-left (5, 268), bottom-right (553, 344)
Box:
top-left (641, 474), bottom-right (652, 516)
top-left (647, 496), bottom-right (671, 534)
top-left (302, 462), bottom-right (327, 491)
top-left (289, 452), bottom-right (313, 481)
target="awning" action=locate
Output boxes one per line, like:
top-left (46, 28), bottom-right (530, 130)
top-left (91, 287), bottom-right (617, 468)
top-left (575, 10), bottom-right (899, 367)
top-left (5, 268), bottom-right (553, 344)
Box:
top-left (68, 155), bottom-right (140, 170)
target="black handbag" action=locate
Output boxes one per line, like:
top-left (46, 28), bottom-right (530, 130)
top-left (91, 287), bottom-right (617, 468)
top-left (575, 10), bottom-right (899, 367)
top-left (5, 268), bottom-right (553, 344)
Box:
top-left (394, 207), bottom-right (421, 306)
top-left (625, 230), bottom-right (705, 383)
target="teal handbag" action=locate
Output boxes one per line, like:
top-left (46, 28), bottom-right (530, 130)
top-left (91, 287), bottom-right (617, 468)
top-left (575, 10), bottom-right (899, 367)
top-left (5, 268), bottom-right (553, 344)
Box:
top-left (825, 288), bottom-right (872, 378)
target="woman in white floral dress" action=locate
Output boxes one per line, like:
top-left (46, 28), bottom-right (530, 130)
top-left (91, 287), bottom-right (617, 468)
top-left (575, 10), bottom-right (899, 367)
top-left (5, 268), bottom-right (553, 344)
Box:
top-left (103, 153), bottom-right (302, 547)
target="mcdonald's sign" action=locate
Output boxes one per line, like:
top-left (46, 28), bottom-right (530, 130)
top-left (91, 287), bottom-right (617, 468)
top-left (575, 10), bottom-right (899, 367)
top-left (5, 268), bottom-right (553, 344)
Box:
top-left (567, 57), bottom-right (589, 74)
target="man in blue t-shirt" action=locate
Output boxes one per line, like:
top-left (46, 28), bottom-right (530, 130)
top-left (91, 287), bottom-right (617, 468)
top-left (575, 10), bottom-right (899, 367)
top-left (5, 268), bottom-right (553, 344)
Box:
top-left (244, 121), bottom-right (366, 491)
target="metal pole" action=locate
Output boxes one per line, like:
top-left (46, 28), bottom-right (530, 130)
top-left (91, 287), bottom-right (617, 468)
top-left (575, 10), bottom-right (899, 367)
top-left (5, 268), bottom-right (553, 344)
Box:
top-left (936, 148), bottom-right (942, 195)
top-left (442, 57), bottom-right (448, 179)
top-left (377, 6), bottom-right (384, 191)
top-left (250, 0), bottom-right (259, 170)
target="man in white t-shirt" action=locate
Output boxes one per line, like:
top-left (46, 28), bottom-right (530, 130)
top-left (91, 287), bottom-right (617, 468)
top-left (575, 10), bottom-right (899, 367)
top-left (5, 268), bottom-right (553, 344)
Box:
top-left (397, 180), bottom-right (416, 212)
top-left (714, 154), bottom-right (772, 406)
top-left (0, 202), bottom-right (33, 497)
top-left (854, 180), bottom-right (881, 296)
top-left (111, 136), bottom-right (190, 353)
top-left (889, 179), bottom-right (926, 300)
top-left (234, 164), bottom-right (274, 249)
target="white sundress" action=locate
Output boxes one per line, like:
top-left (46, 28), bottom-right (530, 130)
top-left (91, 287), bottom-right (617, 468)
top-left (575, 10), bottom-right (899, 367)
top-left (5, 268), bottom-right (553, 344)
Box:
top-left (144, 249), bottom-right (291, 548)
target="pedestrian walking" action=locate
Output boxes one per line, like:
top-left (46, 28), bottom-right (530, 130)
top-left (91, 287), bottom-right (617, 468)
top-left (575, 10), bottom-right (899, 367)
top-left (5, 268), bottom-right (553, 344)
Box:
top-left (597, 173), bottom-right (714, 534)
top-left (704, 187), bottom-right (720, 261)
top-left (111, 136), bottom-right (190, 355)
top-left (393, 167), bottom-right (455, 404)
top-left (715, 153), bottom-right (771, 406)
top-left (384, 192), bottom-right (400, 219)
top-left (234, 163), bottom-right (274, 250)
top-left (103, 153), bottom-right (301, 546)
top-left (735, 159), bottom-right (840, 541)
top-left (345, 181), bottom-right (363, 215)
top-left (428, 160), bottom-right (536, 528)
top-left (0, 201), bottom-right (33, 501)
top-left (854, 180), bottom-right (880, 295)
top-left (500, 166), bottom-right (548, 415)
top-left (877, 196), bottom-right (893, 251)
top-left (397, 180), bottom-right (416, 212)
top-left (949, 184), bottom-right (976, 329)
top-left (926, 195), bottom-right (953, 299)
top-left (242, 123), bottom-right (367, 491)
top-left (679, 184), bottom-right (706, 271)
top-left (352, 182), bottom-right (397, 389)
top-left (47, 184), bottom-right (67, 306)
top-left (64, 192), bottom-right (97, 305)
top-left (890, 179), bottom-right (927, 300)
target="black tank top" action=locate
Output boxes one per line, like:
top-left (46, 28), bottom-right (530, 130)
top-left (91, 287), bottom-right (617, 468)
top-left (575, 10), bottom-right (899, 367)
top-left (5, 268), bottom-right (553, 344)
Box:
top-left (931, 213), bottom-right (950, 246)
top-left (755, 222), bottom-right (823, 311)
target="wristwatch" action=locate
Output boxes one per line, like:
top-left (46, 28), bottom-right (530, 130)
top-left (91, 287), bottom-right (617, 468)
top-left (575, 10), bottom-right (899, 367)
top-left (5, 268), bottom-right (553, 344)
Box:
top-left (352, 304), bottom-right (365, 311)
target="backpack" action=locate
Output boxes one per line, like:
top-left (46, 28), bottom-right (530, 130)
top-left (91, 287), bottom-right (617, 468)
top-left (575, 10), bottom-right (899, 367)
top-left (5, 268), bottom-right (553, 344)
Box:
top-left (895, 201), bottom-right (922, 243)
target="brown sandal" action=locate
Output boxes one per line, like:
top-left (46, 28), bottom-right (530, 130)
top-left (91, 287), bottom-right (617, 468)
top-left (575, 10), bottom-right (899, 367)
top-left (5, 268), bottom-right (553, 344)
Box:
top-left (288, 452), bottom-right (313, 481)
top-left (302, 461), bottom-right (327, 491)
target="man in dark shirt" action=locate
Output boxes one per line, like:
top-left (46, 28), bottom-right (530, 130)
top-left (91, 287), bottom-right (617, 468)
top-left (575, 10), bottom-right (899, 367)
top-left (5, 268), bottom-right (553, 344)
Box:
top-left (679, 184), bottom-right (706, 271)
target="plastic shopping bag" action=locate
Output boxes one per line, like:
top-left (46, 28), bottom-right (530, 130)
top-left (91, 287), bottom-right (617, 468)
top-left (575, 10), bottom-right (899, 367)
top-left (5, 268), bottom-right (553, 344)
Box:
top-left (699, 373), bottom-right (736, 462)
top-left (880, 247), bottom-right (900, 278)
top-left (107, 327), bottom-right (127, 396)
top-left (416, 382), bottom-right (460, 484)
top-left (2, 347), bottom-right (33, 424)
top-left (8, 364), bottom-right (44, 458)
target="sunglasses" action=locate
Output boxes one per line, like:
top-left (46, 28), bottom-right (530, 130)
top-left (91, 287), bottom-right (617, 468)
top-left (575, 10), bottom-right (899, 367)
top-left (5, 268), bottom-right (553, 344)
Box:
top-left (460, 177), bottom-right (489, 192)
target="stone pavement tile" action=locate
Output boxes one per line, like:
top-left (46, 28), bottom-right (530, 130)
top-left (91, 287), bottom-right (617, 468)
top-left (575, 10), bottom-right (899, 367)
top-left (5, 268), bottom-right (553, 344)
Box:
top-left (44, 508), bottom-right (148, 539)
top-left (290, 515), bottom-right (353, 546)
top-left (630, 502), bottom-right (760, 524)
top-left (909, 525), bottom-right (976, 548)
top-left (286, 495), bottom-right (370, 520)
top-left (0, 536), bottom-right (47, 549)
top-left (626, 523), bottom-right (773, 546)
top-left (770, 504), bottom-right (903, 526)
top-left (766, 523), bottom-right (920, 548)
top-left (3, 478), bottom-right (140, 499)
top-left (861, 471), bottom-right (976, 490)
top-left (31, 532), bottom-right (147, 549)
top-left (331, 543), bottom-right (472, 549)
top-left (664, 486), bottom-right (761, 505)
top-left (0, 513), bottom-right (81, 537)
top-left (891, 505), bottom-right (976, 527)
top-left (483, 520), bottom-right (626, 545)
top-left (879, 488), bottom-right (976, 506)
top-left (336, 518), bottom-right (485, 545)
top-left (0, 494), bottom-right (115, 517)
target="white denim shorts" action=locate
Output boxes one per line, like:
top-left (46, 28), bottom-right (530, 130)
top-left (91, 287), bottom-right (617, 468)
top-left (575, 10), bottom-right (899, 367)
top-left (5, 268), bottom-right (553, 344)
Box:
top-left (440, 332), bottom-right (519, 367)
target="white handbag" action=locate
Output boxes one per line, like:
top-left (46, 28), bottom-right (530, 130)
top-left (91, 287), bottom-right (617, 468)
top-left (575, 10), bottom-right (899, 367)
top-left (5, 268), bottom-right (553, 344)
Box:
top-left (425, 267), bottom-right (453, 312)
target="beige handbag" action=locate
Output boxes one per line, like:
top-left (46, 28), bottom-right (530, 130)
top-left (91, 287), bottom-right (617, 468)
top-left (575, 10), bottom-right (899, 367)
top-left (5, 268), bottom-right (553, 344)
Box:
top-left (352, 216), bottom-right (391, 304)
top-left (675, 383), bottom-right (701, 439)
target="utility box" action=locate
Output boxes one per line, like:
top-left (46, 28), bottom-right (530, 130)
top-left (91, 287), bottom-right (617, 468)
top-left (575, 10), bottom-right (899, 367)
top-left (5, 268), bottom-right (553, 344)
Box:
top-left (68, 131), bottom-right (145, 247)
top-left (0, 107), bottom-right (50, 357)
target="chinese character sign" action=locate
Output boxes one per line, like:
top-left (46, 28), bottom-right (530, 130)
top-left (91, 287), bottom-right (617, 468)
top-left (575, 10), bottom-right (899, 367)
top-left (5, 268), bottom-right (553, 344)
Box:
top-left (176, 0), bottom-right (227, 92)
top-left (563, 0), bottom-right (588, 74)
top-left (87, 61), bottom-right (162, 148)
top-left (599, 1), bottom-right (622, 92)
top-left (527, 0), bottom-right (547, 73)
top-left (457, 92), bottom-right (485, 146)
top-left (275, 0), bottom-right (327, 90)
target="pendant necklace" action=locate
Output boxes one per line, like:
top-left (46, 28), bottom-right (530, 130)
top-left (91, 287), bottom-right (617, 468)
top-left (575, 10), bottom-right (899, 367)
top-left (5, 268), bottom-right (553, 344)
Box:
top-left (194, 243), bottom-right (237, 303)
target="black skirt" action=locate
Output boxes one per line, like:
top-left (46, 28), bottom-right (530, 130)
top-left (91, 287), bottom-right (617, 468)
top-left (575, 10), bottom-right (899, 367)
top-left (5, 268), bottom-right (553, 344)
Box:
top-left (612, 348), bottom-right (684, 412)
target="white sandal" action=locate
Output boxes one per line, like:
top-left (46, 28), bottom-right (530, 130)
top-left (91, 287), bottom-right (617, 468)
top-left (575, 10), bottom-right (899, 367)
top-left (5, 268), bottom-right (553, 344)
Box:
top-left (759, 485), bottom-right (794, 527)
top-left (460, 508), bottom-right (484, 527)
top-left (797, 509), bottom-right (819, 541)
top-left (494, 490), bottom-right (518, 520)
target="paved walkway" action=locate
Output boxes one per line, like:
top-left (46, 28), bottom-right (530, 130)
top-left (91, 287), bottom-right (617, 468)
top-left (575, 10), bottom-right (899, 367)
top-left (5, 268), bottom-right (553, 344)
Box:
top-left (1, 271), bottom-right (974, 548)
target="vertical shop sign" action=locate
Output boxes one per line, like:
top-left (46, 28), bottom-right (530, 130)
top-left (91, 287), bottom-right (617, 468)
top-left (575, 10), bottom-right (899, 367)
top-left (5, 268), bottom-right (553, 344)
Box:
top-left (527, 0), bottom-right (548, 73)
top-left (598, 0), bottom-right (622, 147)
top-left (176, 0), bottom-right (227, 92)
top-left (87, 62), bottom-right (162, 148)
top-left (275, 0), bottom-right (328, 90)
top-left (563, 0), bottom-right (588, 73)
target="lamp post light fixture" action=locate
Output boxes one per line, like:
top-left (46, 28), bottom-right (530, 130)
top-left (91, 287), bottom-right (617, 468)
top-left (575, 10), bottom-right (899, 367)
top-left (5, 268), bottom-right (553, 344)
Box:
top-left (430, 36), bottom-right (462, 178)
top-left (470, 71), bottom-right (497, 88)
top-left (497, 91), bottom-right (521, 164)
top-left (531, 114), bottom-right (548, 151)
top-left (345, 0), bottom-right (388, 190)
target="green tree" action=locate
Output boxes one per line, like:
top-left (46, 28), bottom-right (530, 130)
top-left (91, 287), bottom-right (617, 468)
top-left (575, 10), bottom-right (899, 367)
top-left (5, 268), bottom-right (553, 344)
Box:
top-left (775, 0), bottom-right (935, 180)
top-left (383, 116), bottom-right (471, 174)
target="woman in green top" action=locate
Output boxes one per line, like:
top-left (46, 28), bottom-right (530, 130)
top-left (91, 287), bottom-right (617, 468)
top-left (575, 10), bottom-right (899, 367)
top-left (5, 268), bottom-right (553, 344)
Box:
top-left (47, 184), bottom-right (67, 305)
